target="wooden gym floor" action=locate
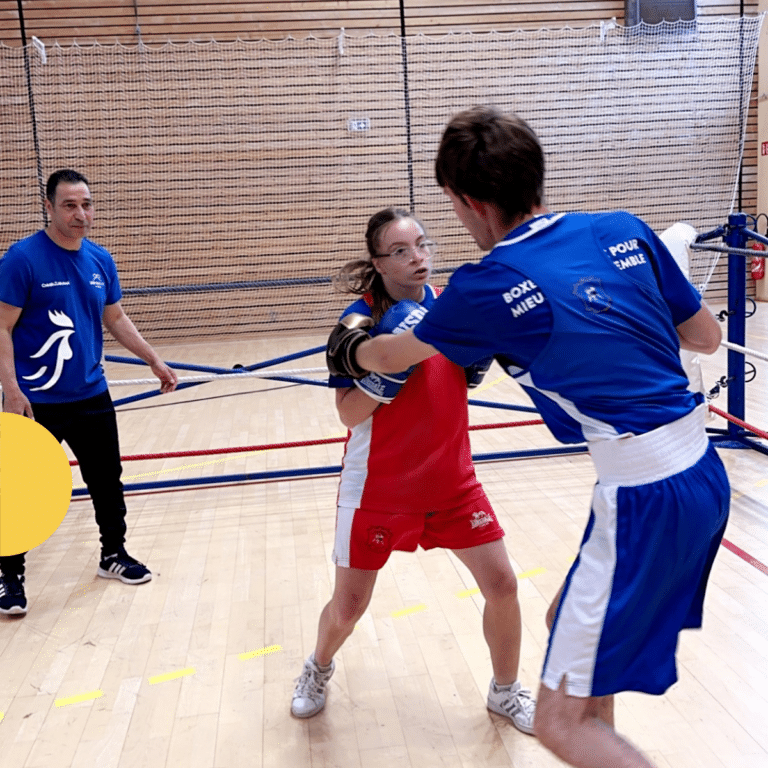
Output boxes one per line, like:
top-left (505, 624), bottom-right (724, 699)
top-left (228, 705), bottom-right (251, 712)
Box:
top-left (0, 302), bottom-right (766, 768)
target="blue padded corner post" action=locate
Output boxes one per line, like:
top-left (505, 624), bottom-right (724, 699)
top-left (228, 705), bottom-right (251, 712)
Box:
top-left (724, 213), bottom-right (748, 432)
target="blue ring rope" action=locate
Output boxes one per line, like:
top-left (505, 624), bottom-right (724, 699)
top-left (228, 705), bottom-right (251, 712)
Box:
top-left (72, 445), bottom-right (589, 496)
top-left (121, 267), bottom-right (456, 296)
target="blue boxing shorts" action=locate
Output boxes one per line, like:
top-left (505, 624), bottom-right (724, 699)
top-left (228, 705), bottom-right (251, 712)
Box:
top-left (541, 405), bottom-right (730, 698)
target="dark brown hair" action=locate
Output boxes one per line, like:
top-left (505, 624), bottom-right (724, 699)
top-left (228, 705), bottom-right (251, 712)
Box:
top-left (334, 207), bottom-right (427, 324)
top-left (435, 106), bottom-right (544, 223)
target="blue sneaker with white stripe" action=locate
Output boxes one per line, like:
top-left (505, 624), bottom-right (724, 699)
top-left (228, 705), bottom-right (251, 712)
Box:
top-left (0, 574), bottom-right (27, 615)
top-left (97, 549), bottom-right (151, 584)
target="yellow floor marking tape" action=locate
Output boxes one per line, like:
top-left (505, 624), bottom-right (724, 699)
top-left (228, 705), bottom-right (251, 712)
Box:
top-left (470, 374), bottom-right (506, 395)
top-left (238, 644), bottom-right (283, 661)
top-left (148, 667), bottom-right (195, 685)
top-left (391, 604), bottom-right (428, 618)
top-left (54, 690), bottom-right (103, 708)
top-left (457, 567), bottom-right (545, 599)
top-left (518, 567), bottom-right (546, 579)
top-left (123, 455), bottom-right (253, 481)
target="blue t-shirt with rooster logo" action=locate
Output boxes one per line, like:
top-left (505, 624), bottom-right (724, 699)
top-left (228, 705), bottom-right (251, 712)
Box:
top-left (0, 230), bottom-right (121, 403)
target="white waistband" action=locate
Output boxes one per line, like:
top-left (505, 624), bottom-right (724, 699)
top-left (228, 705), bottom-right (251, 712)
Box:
top-left (587, 404), bottom-right (709, 487)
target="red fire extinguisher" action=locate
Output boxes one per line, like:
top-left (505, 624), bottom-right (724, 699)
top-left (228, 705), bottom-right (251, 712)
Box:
top-left (751, 242), bottom-right (765, 281)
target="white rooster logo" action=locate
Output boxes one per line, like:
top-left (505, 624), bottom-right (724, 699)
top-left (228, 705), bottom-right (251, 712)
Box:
top-left (22, 310), bottom-right (75, 391)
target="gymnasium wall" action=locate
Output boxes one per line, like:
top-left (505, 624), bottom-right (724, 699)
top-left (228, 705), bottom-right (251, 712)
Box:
top-left (0, 1), bottom-right (757, 44)
top-left (0, 2), bottom-right (761, 342)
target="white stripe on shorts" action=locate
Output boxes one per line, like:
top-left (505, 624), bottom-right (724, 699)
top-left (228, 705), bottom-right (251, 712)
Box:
top-left (542, 404), bottom-right (711, 697)
top-left (333, 506), bottom-right (356, 568)
top-left (542, 483), bottom-right (618, 697)
top-left (336, 419), bottom-right (372, 511)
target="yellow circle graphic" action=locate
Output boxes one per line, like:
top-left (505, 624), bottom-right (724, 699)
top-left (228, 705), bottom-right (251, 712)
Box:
top-left (0, 413), bottom-right (73, 557)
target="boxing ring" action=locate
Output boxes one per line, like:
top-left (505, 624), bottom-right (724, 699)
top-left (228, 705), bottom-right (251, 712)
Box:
top-left (68, 212), bottom-right (767, 499)
top-left (693, 212), bottom-right (768, 456)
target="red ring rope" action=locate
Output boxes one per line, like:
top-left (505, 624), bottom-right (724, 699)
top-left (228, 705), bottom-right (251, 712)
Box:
top-left (708, 404), bottom-right (768, 440)
top-left (66, 408), bottom-right (768, 578)
top-left (68, 419), bottom-right (546, 466)
top-left (68, 407), bottom-right (767, 467)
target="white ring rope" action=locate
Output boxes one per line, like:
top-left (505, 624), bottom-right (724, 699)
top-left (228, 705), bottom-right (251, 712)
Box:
top-left (689, 243), bottom-right (761, 258)
top-left (107, 366), bottom-right (328, 386)
top-left (109, 342), bottom-right (766, 387)
top-left (90, 340), bottom-right (768, 388)
top-left (720, 340), bottom-right (768, 364)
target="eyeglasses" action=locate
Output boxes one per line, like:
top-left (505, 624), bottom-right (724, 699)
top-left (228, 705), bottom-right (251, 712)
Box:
top-left (375, 241), bottom-right (436, 262)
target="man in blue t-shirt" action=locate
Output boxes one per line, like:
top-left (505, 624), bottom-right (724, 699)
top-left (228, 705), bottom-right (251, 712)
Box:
top-left (326, 107), bottom-right (729, 768)
top-left (0, 169), bottom-right (178, 616)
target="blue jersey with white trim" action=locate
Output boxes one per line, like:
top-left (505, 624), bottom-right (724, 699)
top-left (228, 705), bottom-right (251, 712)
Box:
top-left (413, 211), bottom-right (703, 443)
top-left (0, 230), bottom-right (121, 403)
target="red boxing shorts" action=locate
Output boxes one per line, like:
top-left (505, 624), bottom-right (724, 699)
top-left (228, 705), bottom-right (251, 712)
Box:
top-left (332, 493), bottom-right (505, 570)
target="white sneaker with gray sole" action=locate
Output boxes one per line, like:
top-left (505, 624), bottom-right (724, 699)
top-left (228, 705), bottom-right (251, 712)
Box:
top-left (291, 655), bottom-right (335, 718)
top-left (487, 678), bottom-right (536, 734)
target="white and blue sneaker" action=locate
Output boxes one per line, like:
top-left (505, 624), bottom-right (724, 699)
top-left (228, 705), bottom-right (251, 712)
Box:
top-left (97, 549), bottom-right (151, 584)
top-left (0, 574), bottom-right (27, 615)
